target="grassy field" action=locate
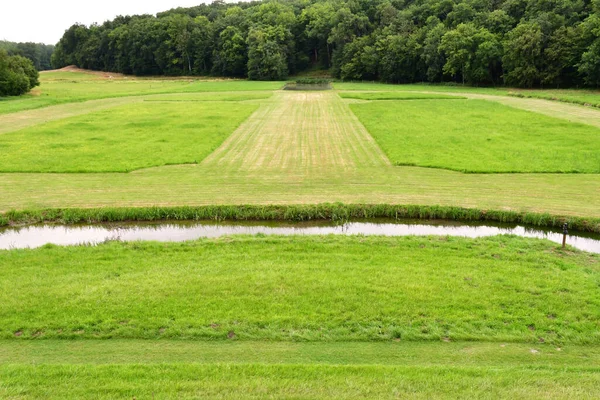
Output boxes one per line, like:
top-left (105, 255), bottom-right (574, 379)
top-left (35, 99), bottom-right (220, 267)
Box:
top-left (0, 70), bottom-right (282, 115)
top-left (509, 88), bottom-right (600, 108)
top-left (2, 71), bottom-right (600, 397)
top-left (338, 92), bottom-right (464, 100)
top-left (1, 88), bottom-right (599, 216)
top-left (0, 100), bottom-right (260, 172)
top-left (350, 99), bottom-right (600, 173)
top-left (335, 82), bottom-right (600, 107)
top-left (2, 235), bottom-right (598, 342)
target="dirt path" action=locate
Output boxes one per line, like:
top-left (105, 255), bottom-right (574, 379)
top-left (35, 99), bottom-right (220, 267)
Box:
top-left (202, 91), bottom-right (390, 172)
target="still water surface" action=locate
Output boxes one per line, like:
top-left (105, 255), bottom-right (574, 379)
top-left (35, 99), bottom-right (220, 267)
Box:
top-left (1, 219), bottom-right (599, 253)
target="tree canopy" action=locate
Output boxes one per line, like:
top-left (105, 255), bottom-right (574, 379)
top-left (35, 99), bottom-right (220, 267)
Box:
top-left (51, 0), bottom-right (600, 87)
top-left (0, 50), bottom-right (40, 96)
top-left (0, 41), bottom-right (54, 71)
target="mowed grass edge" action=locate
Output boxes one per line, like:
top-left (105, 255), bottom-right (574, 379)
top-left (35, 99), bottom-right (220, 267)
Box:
top-left (2, 204), bottom-right (599, 233)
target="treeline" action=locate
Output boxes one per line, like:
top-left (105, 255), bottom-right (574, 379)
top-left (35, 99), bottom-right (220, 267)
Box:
top-left (0, 41), bottom-right (54, 71)
top-left (0, 50), bottom-right (40, 96)
top-left (52, 0), bottom-right (600, 87)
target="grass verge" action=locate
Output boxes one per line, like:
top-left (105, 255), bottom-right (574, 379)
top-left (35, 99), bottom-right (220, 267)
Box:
top-left (2, 204), bottom-right (599, 233)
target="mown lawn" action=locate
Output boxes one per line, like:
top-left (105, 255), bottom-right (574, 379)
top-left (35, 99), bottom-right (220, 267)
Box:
top-left (3, 356), bottom-right (600, 399)
top-left (1, 235), bottom-right (598, 343)
top-left (0, 71), bottom-right (282, 115)
top-left (0, 100), bottom-right (259, 172)
top-left (351, 99), bottom-right (600, 173)
top-left (338, 91), bottom-right (464, 100)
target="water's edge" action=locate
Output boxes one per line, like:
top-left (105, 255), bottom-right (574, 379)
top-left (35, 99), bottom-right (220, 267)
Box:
top-left (1, 219), bottom-right (599, 253)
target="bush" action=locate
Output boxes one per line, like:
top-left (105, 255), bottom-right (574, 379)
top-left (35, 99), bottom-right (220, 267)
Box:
top-left (0, 50), bottom-right (40, 96)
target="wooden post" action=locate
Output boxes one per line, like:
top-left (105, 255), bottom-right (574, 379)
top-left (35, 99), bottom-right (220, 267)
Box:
top-left (562, 223), bottom-right (568, 248)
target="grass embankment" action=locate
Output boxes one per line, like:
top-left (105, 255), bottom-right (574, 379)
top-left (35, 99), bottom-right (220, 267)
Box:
top-left (339, 92), bottom-right (464, 100)
top-left (0, 70), bottom-right (282, 115)
top-left (351, 99), bottom-right (600, 173)
top-left (0, 101), bottom-right (259, 172)
top-left (1, 235), bottom-right (598, 342)
top-left (2, 204), bottom-right (600, 233)
top-left (2, 341), bottom-right (600, 399)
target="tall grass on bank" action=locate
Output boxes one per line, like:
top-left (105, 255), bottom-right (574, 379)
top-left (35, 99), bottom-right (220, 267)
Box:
top-left (2, 204), bottom-right (599, 233)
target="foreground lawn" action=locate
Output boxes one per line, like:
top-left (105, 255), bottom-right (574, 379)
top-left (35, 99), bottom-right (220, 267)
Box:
top-left (351, 99), bottom-right (600, 173)
top-left (0, 100), bottom-right (259, 172)
top-left (2, 341), bottom-right (599, 399)
top-left (1, 235), bottom-right (598, 343)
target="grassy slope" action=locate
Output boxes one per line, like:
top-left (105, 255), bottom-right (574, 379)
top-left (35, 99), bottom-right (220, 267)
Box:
top-left (350, 99), bottom-right (600, 173)
top-left (0, 71), bottom-right (282, 115)
top-left (0, 101), bottom-right (259, 173)
top-left (2, 341), bottom-right (599, 399)
top-left (1, 236), bottom-right (598, 343)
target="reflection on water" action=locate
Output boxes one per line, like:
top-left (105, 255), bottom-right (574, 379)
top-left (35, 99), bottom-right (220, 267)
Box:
top-left (0, 219), bottom-right (599, 253)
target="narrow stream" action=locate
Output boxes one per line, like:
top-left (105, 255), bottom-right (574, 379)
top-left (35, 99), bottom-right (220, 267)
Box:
top-left (1, 219), bottom-right (599, 253)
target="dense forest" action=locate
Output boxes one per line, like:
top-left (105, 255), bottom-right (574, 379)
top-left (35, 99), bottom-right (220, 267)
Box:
top-left (51, 0), bottom-right (600, 87)
top-left (0, 41), bottom-right (55, 71)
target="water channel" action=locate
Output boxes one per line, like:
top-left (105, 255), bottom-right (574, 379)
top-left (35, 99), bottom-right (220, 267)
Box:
top-left (1, 219), bottom-right (599, 253)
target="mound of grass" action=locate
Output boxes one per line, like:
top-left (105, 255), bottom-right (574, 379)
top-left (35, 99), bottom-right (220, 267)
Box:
top-left (351, 99), bottom-right (600, 173)
top-left (339, 92), bottom-right (464, 100)
top-left (0, 101), bottom-right (258, 173)
top-left (1, 235), bottom-right (598, 343)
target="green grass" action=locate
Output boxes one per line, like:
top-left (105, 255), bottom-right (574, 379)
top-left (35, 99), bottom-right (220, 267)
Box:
top-left (339, 91), bottom-right (465, 100)
top-left (2, 341), bottom-right (599, 399)
top-left (2, 204), bottom-right (599, 233)
top-left (0, 101), bottom-right (258, 172)
top-left (5, 362), bottom-right (600, 399)
top-left (0, 73), bottom-right (282, 115)
top-left (1, 235), bottom-right (598, 342)
top-left (508, 89), bottom-right (600, 108)
top-left (1, 91), bottom-right (599, 217)
top-left (334, 82), bottom-right (510, 95)
top-left (351, 99), bottom-right (600, 173)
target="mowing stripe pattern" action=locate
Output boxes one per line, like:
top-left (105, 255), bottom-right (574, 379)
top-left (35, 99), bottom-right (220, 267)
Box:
top-left (202, 91), bottom-right (390, 172)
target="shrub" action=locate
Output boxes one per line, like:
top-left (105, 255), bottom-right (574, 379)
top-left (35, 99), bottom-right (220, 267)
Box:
top-left (0, 50), bottom-right (40, 96)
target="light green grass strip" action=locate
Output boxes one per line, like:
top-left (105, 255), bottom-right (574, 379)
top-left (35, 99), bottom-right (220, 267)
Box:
top-left (339, 91), bottom-right (464, 100)
top-left (1, 340), bottom-right (596, 366)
